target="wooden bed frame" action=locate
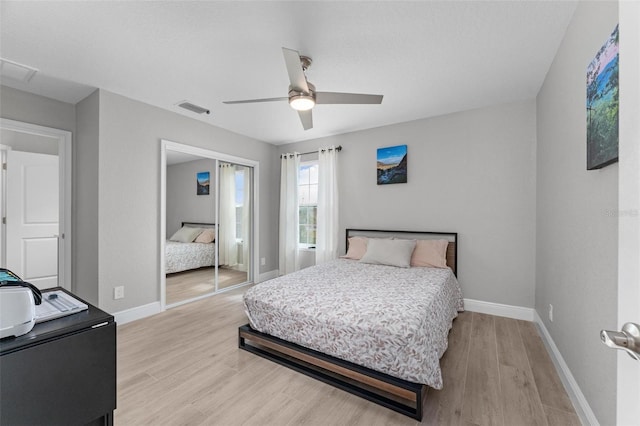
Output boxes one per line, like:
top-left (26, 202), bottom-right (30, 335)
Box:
top-left (238, 229), bottom-right (458, 420)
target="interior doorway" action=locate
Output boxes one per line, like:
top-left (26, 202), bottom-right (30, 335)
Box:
top-left (160, 140), bottom-right (258, 309)
top-left (0, 119), bottom-right (71, 290)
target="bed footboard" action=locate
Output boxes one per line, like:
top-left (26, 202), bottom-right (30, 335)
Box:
top-left (238, 324), bottom-right (425, 420)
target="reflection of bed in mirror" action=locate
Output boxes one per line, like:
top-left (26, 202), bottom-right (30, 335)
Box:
top-left (165, 222), bottom-right (216, 274)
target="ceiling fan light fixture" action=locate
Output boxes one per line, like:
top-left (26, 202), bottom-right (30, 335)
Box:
top-left (223, 48), bottom-right (383, 130)
top-left (289, 94), bottom-right (315, 111)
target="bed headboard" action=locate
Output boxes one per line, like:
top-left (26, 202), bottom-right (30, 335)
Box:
top-left (182, 222), bottom-right (216, 229)
top-left (345, 228), bottom-right (458, 276)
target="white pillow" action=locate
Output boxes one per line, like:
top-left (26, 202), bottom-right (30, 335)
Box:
top-left (169, 226), bottom-right (202, 243)
top-left (359, 238), bottom-right (416, 268)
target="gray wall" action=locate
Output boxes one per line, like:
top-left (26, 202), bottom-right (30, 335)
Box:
top-left (74, 90), bottom-right (100, 303)
top-left (2, 86), bottom-right (279, 311)
top-left (0, 129), bottom-right (60, 155)
top-left (280, 99), bottom-right (537, 308)
top-left (96, 90), bottom-right (278, 313)
top-left (536, 2), bottom-right (618, 424)
top-left (166, 158), bottom-right (217, 236)
top-left (0, 85), bottom-right (76, 133)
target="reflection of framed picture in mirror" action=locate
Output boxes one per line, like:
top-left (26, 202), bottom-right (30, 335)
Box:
top-left (197, 171), bottom-right (210, 195)
top-left (377, 145), bottom-right (407, 185)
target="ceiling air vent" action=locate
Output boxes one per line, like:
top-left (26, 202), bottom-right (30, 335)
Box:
top-left (0, 58), bottom-right (38, 83)
top-left (176, 101), bottom-right (210, 115)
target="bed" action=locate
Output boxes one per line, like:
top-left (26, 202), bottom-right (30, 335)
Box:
top-left (239, 229), bottom-right (463, 419)
top-left (165, 222), bottom-right (216, 274)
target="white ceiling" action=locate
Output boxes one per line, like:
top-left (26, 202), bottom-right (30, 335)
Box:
top-left (0, 1), bottom-right (576, 145)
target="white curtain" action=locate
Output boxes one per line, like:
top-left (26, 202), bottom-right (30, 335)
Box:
top-left (279, 153), bottom-right (300, 275)
top-left (316, 147), bottom-right (339, 264)
top-left (219, 163), bottom-right (237, 267)
top-left (240, 167), bottom-right (251, 273)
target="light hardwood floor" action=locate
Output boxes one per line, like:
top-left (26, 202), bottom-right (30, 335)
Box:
top-left (166, 267), bottom-right (248, 305)
top-left (116, 287), bottom-right (580, 425)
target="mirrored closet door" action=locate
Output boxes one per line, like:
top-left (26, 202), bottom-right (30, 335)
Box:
top-left (217, 162), bottom-right (252, 290)
top-left (163, 144), bottom-right (254, 307)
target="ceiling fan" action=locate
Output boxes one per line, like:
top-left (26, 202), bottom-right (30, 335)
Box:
top-left (223, 47), bottom-right (383, 130)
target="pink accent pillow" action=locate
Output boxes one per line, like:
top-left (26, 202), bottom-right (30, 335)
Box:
top-left (194, 228), bottom-right (216, 244)
top-left (410, 239), bottom-right (449, 268)
top-left (341, 237), bottom-right (368, 260)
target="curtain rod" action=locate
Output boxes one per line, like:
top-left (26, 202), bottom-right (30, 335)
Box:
top-left (281, 145), bottom-right (342, 158)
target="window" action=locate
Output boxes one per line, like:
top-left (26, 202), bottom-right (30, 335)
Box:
top-left (298, 161), bottom-right (318, 247)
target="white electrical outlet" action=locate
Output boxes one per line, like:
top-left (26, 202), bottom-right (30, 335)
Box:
top-left (260, 257), bottom-right (266, 266)
top-left (114, 286), bottom-right (125, 300)
top-left (548, 304), bottom-right (553, 322)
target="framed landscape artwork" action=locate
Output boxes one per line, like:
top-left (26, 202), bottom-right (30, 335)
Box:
top-left (586, 24), bottom-right (619, 170)
top-left (197, 171), bottom-right (210, 195)
top-left (377, 145), bottom-right (407, 185)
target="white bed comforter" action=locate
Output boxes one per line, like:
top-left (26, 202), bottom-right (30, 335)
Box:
top-left (243, 259), bottom-right (464, 388)
top-left (165, 241), bottom-right (215, 274)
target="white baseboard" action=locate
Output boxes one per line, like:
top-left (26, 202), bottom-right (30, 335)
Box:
top-left (534, 312), bottom-right (599, 426)
top-left (463, 298), bottom-right (535, 321)
top-left (257, 269), bottom-right (278, 283)
top-left (112, 271), bottom-right (278, 325)
top-left (113, 301), bottom-right (162, 325)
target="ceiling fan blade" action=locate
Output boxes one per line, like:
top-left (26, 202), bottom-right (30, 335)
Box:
top-left (298, 109), bottom-right (313, 130)
top-left (282, 47), bottom-right (310, 93)
top-left (223, 97), bottom-right (288, 105)
top-left (315, 92), bottom-right (383, 105)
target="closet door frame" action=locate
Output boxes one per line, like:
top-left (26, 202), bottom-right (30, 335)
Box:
top-left (159, 139), bottom-right (259, 310)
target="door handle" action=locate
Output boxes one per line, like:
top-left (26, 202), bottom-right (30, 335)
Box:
top-left (601, 322), bottom-right (640, 360)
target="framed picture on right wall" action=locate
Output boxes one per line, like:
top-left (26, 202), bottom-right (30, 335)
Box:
top-left (586, 24), bottom-right (619, 170)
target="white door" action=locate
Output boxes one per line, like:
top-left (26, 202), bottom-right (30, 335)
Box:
top-left (6, 150), bottom-right (59, 289)
top-left (616, 2), bottom-right (640, 424)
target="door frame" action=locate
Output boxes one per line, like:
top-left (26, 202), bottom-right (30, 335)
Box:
top-left (0, 145), bottom-right (10, 267)
top-left (617, 2), bottom-right (640, 424)
top-left (0, 119), bottom-right (71, 290)
top-left (159, 139), bottom-right (260, 311)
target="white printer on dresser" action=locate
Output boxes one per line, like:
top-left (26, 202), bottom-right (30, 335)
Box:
top-left (0, 285), bottom-right (37, 339)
